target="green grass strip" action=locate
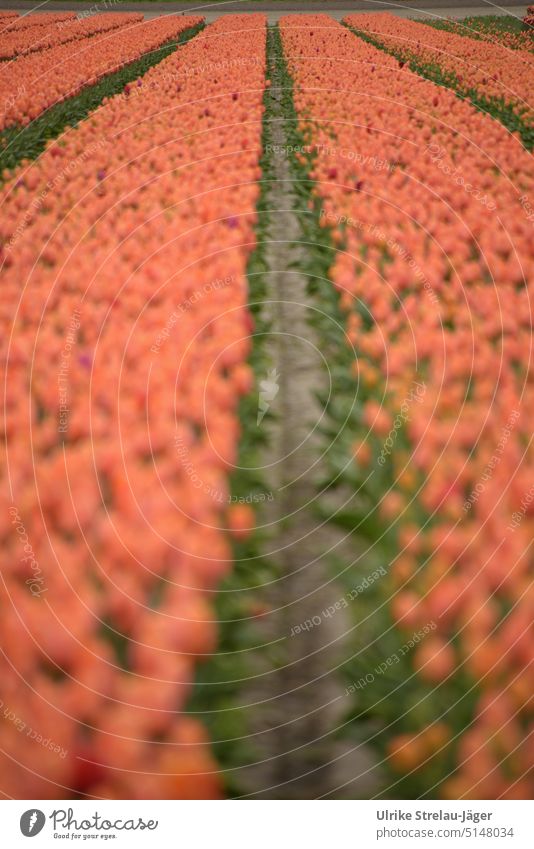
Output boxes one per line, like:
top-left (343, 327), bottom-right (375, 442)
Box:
top-left (344, 23), bottom-right (534, 151)
top-left (0, 21), bottom-right (204, 176)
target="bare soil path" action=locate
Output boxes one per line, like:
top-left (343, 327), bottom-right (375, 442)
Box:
top-left (1, 1), bottom-right (528, 20)
top-left (235, 27), bottom-right (380, 799)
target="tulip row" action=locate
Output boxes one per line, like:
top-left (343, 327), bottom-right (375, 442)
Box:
top-left (0, 18), bottom-right (205, 177)
top-left (0, 11), bottom-right (18, 21)
top-left (423, 15), bottom-right (534, 54)
top-left (0, 13), bottom-right (267, 799)
top-left (525, 7), bottom-right (534, 28)
top-left (0, 15), bottom-right (204, 132)
top-left (2, 12), bottom-right (75, 32)
top-left (344, 13), bottom-right (534, 147)
top-left (279, 14), bottom-right (534, 799)
top-left (0, 12), bottom-right (144, 61)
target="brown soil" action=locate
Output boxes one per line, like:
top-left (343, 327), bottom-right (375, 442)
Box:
top-left (236, 37), bottom-right (381, 799)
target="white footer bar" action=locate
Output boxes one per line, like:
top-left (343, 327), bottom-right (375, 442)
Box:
top-left (2, 800), bottom-right (531, 848)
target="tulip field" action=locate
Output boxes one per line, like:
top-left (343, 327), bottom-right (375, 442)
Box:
top-left (0, 9), bottom-right (533, 804)
top-left (425, 13), bottom-right (534, 52)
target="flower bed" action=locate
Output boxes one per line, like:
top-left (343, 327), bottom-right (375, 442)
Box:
top-left (3, 12), bottom-right (76, 32)
top-left (0, 12), bottom-right (266, 799)
top-left (280, 13), bottom-right (534, 800)
top-left (0, 15), bottom-right (203, 132)
top-left (345, 12), bottom-right (533, 146)
top-left (0, 13), bottom-right (144, 61)
top-left (423, 15), bottom-right (534, 54)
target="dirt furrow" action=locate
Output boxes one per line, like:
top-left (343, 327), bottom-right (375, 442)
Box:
top-left (239, 26), bottom-right (379, 800)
